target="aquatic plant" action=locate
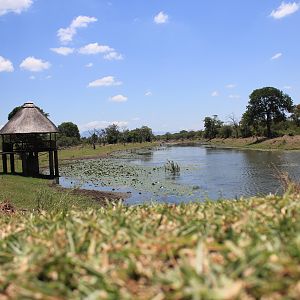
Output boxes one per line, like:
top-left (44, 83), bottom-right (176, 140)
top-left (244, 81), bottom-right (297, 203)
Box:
top-left (164, 159), bottom-right (180, 175)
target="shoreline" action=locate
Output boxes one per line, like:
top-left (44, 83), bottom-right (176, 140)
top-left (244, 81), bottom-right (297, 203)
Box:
top-left (54, 185), bottom-right (129, 204)
top-left (164, 136), bottom-right (300, 152)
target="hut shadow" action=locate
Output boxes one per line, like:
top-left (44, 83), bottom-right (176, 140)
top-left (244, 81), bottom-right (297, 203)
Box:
top-left (0, 171), bottom-right (59, 180)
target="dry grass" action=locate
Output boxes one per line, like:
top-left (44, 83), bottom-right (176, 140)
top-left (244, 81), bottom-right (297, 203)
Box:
top-left (1, 192), bottom-right (300, 299)
top-left (205, 136), bottom-right (300, 150)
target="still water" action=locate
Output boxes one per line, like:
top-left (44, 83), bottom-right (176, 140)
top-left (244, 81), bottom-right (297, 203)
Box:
top-left (121, 145), bottom-right (300, 200)
top-left (60, 146), bottom-right (300, 203)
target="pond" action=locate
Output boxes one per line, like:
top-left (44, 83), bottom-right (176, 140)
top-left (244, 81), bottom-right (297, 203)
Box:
top-left (59, 145), bottom-right (300, 204)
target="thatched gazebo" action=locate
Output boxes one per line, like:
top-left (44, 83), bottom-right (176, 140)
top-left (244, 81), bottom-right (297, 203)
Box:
top-left (0, 102), bottom-right (59, 178)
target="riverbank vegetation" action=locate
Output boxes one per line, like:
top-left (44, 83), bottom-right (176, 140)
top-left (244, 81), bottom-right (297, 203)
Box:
top-left (1, 187), bottom-right (300, 299)
top-left (57, 123), bottom-right (154, 148)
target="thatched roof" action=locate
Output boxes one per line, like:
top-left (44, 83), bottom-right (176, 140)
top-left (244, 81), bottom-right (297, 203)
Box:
top-left (0, 102), bottom-right (58, 135)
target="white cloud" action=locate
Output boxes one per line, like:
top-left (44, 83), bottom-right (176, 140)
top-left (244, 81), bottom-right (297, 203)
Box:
top-left (29, 75), bottom-right (35, 80)
top-left (71, 15), bottom-right (97, 28)
top-left (154, 11), bottom-right (169, 24)
top-left (20, 56), bottom-right (51, 72)
top-left (85, 62), bottom-right (93, 68)
top-left (145, 91), bottom-right (152, 96)
top-left (226, 84), bottom-right (236, 89)
top-left (46, 75), bottom-right (52, 79)
top-left (0, 56), bottom-right (14, 72)
top-left (88, 76), bottom-right (122, 87)
top-left (104, 51), bottom-right (123, 60)
top-left (80, 120), bottom-right (128, 131)
top-left (0, 0), bottom-right (32, 16)
top-left (79, 43), bottom-right (113, 54)
top-left (270, 2), bottom-right (299, 19)
top-left (271, 52), bottom-right (283, 60)
top-left (57, 16), bottom-right (97, 44)
top-left (228, 94), bottom-right (241, 99)
top-left (211, 91), bottom-right (219, 97)
top-left (50, 47), bottom-right (74, 56)
top-left (110, 94), bottom-right (128, 102)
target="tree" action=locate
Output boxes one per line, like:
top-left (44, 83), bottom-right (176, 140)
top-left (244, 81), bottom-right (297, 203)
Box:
top-left (219, 125), bottom-right (233, 139)
top-left (58, 122), bottom-right (80, 140)
top-left (119, 128), bottom-right (129, 145)
top-left (139, 126), bottom-right (153, 142)
top-left (203, 115), bottom-right (222, 139)
top-left (240, 112), bottom-right (253, 138)
top-left (244, 87), bottom-right (293, 138)
top-left (105, 124), bottom-right (120, 144)
top-left (291, 104), bottom-right (300, 127)
top-left (228, 113), bottom-right (240, 138)
top-left (8, 106), bottom-right (49, 120)
top-left (98, 129), bottom-right (107, 145)
top-left (88, 130), bottom-right (98, 149)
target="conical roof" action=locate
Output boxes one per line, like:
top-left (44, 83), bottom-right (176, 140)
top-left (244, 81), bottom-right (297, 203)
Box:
top-left (0, 102), bottom-right (58, 135)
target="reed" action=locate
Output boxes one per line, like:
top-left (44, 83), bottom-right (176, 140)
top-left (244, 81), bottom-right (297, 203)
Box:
top-left (164, 159), bottom-right (180, 175)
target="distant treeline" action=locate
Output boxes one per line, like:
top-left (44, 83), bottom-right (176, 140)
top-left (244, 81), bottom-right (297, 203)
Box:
top-left (56, 123), bottom-right (154, 148)
top-left (156, 130), bottom-right (203, 141)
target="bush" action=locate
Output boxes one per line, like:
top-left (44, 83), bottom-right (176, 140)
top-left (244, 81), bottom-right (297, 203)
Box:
top-left (57, 135), bottom-right (80, 147)
top-left (218, 125), bottom-right (233, 138)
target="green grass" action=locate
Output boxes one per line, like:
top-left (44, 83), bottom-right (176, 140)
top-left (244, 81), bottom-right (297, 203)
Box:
top-left (1, 191), bottom-right (300, 299)
top-left (0, 175), bottom-right (100, 210)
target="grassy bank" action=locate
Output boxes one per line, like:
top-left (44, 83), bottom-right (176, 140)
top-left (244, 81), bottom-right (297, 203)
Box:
top-left (57, 142), bottom-right (158, 163)
top-left (1, 191), bottom-right (300, 299)
top-left (0, 175), bottom-right (125, 210)
top-left (202, 136), bottom-right (300, 151)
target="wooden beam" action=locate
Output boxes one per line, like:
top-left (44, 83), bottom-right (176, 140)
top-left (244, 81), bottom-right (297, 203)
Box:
top-left (2, 154), bottom-right (7, 174)
top-left (49, 151), bottom-right (54, 178)
top-left (34, 152), bottom-right (39, 176)
top-left (54, 150), bottom-right (59, 177)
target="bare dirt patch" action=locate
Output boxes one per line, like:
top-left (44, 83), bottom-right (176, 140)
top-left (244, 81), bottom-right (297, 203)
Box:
top-left (54, 186), bottom-right (129, 205)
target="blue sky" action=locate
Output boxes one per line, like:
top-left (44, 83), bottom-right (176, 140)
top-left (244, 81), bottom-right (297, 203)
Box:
top-left (0, 0), bottom-right (299, 133)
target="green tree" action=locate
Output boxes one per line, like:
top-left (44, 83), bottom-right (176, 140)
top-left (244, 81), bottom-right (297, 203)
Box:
top-left (89, 131), bottom-right (98, 149)
top-left (139, 126), bottom-right (153, 142)
top-left (105, 124), bottom-right (120, 144)
top-left (203, 115), bottom-right (222, 139)
top-left (291, 104), bottom-right (300, 127)
top-left (58, 122), bottom-right (80, 140)
top-left (98, 129), bottom-right (107, 145)
top-left (245, 87), bottom-right (293, 137)
top-left (219, 125), bottom-right (233, 139)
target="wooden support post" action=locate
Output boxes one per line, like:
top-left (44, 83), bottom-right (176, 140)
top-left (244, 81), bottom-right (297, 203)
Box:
top-left (28, 152), bottom-right (34, 177)
top-left (34, 152), bottom-right (39, 176)
top-left (2, 154), bottom-right (7, 174)
top-left (10, 154), bottom-right (15, 174)
top-left (54, 150), bottom-right (59, 177)
top-left (49, 151), bottom-right (54, 178)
